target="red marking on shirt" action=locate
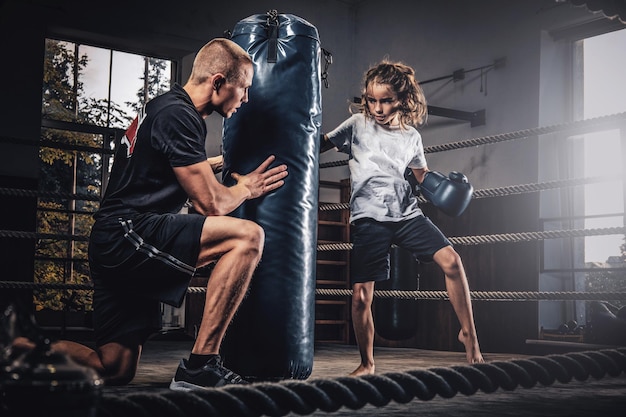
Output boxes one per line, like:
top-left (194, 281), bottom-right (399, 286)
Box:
top-left (121, 116), bottom-right (139, 158)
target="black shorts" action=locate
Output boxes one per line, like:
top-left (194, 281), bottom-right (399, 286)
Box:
top-left (89, 211), bottom-right (205, 346)
top-left (350, 216), bottom-right (451, 285)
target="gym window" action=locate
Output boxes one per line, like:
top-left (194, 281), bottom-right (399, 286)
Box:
top-left (578, 29), bottom-right (626, 266)
top-left (539, 25), bottom-right (626, 331)
top-left (36, 38), bottom-right (173, 325)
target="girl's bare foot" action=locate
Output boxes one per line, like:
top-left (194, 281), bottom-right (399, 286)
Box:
top-left (458, 329), bottom-right (484, 363)
top-left (349, 363), bottom-right (375, 376)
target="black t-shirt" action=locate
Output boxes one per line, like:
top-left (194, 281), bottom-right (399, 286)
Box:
top-left (95, 84), bottom-right (207, 220)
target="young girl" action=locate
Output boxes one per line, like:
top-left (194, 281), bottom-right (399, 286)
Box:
top-left (321, 60), bottom-right (484, 376)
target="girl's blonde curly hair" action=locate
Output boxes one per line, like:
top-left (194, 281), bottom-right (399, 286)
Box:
top-left (352, 60), bottom-right (428, 129)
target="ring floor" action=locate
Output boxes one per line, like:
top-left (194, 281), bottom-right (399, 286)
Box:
top-left (101, 339), bottom-right (626, 416)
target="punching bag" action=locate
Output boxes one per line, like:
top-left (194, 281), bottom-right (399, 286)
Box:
top-left (374, 246), bottom-right (420, 341)
top-left (221, 11), bottom-right (321, 381)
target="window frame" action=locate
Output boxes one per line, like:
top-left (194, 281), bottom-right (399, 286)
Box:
top-left (36, 36), bottom-right (178, 326)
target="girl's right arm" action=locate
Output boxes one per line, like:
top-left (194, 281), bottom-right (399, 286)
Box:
top-left (320, 134), bottom-right (336, 153)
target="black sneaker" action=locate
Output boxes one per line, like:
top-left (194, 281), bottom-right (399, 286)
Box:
top-left (169, 355), bottom-right (248, 391)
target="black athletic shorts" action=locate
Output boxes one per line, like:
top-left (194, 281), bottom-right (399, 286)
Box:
top-left (350, 216), bottom-right (451, 285)
top-left (89, 211), bottom-right (205, 346)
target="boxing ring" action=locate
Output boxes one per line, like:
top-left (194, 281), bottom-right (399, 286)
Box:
top-left (1, 112), bottom-right (626, 416)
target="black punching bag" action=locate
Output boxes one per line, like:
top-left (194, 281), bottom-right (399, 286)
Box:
top-left (221, 11), bottom-right (321, 381)
top-left (374, 246), bottom-right (420, 341)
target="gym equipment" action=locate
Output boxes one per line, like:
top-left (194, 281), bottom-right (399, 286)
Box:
top-left (0, 304), bottom-right (102, 417)
top-left (588, 301), bottom-right (626, 345)
top-left (221, 10), bottom-right (322, 381)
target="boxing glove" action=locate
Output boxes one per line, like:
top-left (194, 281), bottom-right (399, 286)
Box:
top-left (420, 170), bottom-right (473, 217)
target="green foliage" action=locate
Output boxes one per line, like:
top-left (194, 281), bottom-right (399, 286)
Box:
top-left (35, 39), bottom-right (155, 312)
top-left (42, 39), bottom-right (85, 120)
top-left (80, 96), bottom-right (133, 128)
top-left (34, 200), bottom-right (93, 311)
top-left (127, 57), bottom-right (170, 114)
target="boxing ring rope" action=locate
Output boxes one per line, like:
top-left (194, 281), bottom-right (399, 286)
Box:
top-left (0, 187), bottom-right (99, 201)
top-left (316, 226), bottom-right (626, 249)
top-left (0, 173), bottom-right (615, 210)
top-left (320, 111), bottom-right (626, 170)
top-left (320, 175), bottom-right (617, 210)
top-left (2, 219), bottom-right (624, 302)
top-left (313, 113), bottom-right (626, 302)
top-left (314, 289), bottom-right (626, 302)
top-left (1, 113), bottom-right (626, 302)
top-left (2, 280), bottom-right (626, 302)
top-left (0, 225), bottom-right (623, 246)
top-left (2, 115), bottom-right (626, 417)
top-left (96, 347), bottom-right (626, 417)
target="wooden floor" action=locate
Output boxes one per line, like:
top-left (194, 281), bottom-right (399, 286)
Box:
top-left (101, 339), bottom-right (626, 416)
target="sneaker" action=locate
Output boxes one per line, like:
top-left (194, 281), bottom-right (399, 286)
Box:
top-left (169, 355), bottom-right (248, 391)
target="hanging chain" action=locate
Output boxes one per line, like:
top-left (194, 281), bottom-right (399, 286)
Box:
top-left (321, 48), bottom-right (333, 88)
top-left (266, 9), bottom-right (279, 26)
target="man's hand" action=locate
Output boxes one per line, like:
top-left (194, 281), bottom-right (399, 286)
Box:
top-left (231, 155), bottom-right (288, 199)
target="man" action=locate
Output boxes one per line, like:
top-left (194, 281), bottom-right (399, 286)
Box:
top-left (17, 38), bottom-right (288, 390)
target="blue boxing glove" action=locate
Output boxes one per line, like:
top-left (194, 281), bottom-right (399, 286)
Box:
top-left (419, 171), bottom-right (473, 217)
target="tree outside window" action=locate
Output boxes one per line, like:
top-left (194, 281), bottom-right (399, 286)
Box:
top-left (36, 39), bottom-right (172, 320)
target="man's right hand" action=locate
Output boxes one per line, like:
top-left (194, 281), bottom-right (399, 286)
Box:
top-left (231, 155), bottom-right (288, 199)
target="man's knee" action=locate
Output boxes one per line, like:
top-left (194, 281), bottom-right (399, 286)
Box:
top-left (98, 343), bottom-right (140, 385)
top-left (239, 221), bottom-right (265, 256)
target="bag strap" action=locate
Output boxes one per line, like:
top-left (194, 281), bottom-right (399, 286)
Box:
top-left (266, 9), bottom-right (279, 63)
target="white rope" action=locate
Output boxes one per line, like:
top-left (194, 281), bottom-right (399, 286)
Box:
top-left (2, 282), bottom-right (624, 301)
top-left (317, 227), bottom-right (626, 251)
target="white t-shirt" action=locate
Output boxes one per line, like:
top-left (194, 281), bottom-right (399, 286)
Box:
top-left (326, 113), bottom-right (427, 223)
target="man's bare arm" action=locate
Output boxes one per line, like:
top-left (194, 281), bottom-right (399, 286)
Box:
top-left (174, 155), bottom-right (287, 216)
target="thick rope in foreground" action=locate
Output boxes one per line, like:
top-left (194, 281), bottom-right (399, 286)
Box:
top-left (95, 348), bottom-right (626, 417)
top-left (320, 112), bottom-right (626, 169)
top-left (1, 281), bottom-right (624, 302)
